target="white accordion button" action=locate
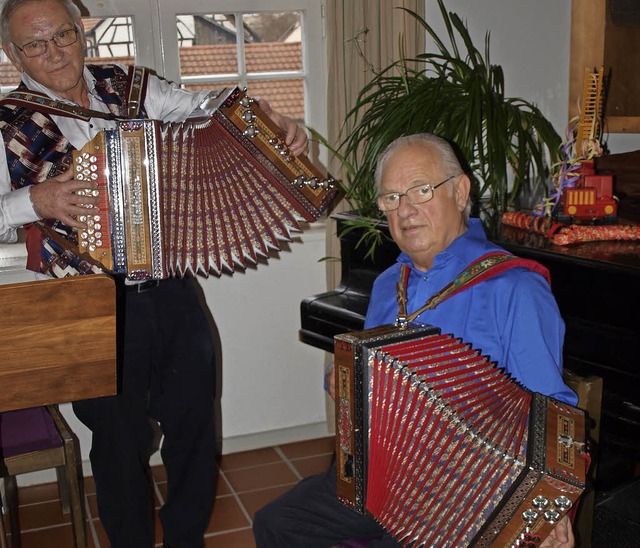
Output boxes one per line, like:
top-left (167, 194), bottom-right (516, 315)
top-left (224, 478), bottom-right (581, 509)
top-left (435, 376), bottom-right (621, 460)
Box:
top-left (543, 510), bottom-right (561, 523)
top-left (532, 496), bottom-right (549, 510)
top-left (521, 509), bottom-right (538, 524)
top-left (244, 125), bottom-right (259, 138)
top-left (553, 496), bottom-right (572, 510)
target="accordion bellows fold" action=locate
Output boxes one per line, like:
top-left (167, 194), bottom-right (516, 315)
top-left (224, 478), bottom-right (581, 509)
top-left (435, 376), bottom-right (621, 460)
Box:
top-left (334, 324), bottom-right (587, 547)
top-left (73, 87), bottom-right (338, 280)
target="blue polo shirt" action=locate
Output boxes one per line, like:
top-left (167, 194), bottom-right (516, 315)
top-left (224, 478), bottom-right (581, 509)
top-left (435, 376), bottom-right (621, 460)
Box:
top-left (364, 218), bottom-right (578, 405)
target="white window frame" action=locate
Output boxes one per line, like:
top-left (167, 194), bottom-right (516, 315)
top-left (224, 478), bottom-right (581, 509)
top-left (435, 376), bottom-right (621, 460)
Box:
top-left (81, 0), bottom-right (328, 162)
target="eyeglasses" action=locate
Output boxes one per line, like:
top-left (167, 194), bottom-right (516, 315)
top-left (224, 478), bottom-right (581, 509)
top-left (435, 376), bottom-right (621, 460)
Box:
top-left (13, 27), bottom-right (79, 58)
top-left (376, 175), bottom-right (455, 212)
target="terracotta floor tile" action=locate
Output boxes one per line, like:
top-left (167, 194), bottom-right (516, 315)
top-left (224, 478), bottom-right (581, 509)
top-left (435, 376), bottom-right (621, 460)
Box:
top-left (151, 463), bottom-right (168, 482)
top-left (206, 494), bottom-right (251, 534)
top-left (12, 523), bottom-right (76, 548)
top-left (86, 492), bottom-right (99, 519)
top-left (290, 453), bottom-right (334, 479)
top-left (215, 473), bottom-right (233, 496)
top-left (13, 482), bottom-right (60, 505)
top-left (204, 527), bottom-right (255, 547)
top-left (15, 499), bottom-right (72, 529)
top-left (83, 475), bottom-right (97, 495)
top-left (6, 437), bottom-right (331, 548)
top-left (218, 447), bottom-right (282, 471)
top-left (224, 461), bottom-right (298, 493)
top-left (278, 436), bottom-right (335, 460)
top-left (237, 484), bottom-right (293, 519)
top-left (89, 518), bottom-right (111, 547)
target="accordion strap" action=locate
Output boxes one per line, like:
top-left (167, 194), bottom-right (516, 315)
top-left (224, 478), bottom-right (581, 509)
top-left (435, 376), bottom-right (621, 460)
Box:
top-left (0, 89), bottom-right (118, 121)
top-left (0, 67), bottom-right (148, 121)
top-left (396, 251), bottom-right (551, 325)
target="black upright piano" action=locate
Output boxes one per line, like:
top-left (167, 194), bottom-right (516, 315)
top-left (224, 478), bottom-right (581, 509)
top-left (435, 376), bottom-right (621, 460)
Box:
top-left (300, 213), bottom-right (640, 485)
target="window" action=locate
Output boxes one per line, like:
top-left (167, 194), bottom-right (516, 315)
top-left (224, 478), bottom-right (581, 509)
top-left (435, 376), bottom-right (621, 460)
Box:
top-left (175, 12), bottom-right (305, 121)
top-left (1, 0), bottom-right (326, 135)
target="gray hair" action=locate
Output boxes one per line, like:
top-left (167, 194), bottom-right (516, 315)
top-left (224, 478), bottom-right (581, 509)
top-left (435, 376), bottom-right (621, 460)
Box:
top-left (1, 0), bottom-right (81, 45)
top-left (374, 133), bottom-right (471, 221)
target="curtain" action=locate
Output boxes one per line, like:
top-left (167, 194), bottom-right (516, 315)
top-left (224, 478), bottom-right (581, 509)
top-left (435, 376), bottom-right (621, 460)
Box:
top-left (324, 0), bottom-right (426, 289)
top-left (319, 1), bottom-right (425, 430)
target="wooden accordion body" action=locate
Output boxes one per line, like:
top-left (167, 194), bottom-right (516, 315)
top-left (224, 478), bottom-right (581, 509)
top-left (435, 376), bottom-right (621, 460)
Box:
top-left (334, 324), bottom-right (587, 548)
top-left (72, 87), bottom-right (338, 280)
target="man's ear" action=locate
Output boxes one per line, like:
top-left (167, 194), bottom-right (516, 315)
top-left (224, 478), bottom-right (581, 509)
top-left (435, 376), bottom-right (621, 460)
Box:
top-left (2, 42), bottom-right (23, 73)
top-left (454, 174), bottom-right (471, 212)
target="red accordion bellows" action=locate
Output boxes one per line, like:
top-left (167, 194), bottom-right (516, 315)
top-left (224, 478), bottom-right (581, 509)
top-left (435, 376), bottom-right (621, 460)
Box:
top-left (73, 87), bottom-right (338, 280)
top-left (334, 324), bottom-right (587, 547)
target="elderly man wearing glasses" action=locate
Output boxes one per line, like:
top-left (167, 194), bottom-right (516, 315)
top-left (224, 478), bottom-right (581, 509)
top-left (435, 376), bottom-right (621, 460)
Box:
top-left (253, 133), bottom-right (577, 548)
top-left (0, 0), bottom-right (308, 546)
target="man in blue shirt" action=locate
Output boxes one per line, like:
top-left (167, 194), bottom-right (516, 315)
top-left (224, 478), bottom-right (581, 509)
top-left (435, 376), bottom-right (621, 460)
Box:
top-left (253, 133), bottom-right (576, 547)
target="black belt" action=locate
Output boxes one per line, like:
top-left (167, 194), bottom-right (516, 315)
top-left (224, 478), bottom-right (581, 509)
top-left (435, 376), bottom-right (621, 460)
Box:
top-left (125, 279), bottom-right (161, 293)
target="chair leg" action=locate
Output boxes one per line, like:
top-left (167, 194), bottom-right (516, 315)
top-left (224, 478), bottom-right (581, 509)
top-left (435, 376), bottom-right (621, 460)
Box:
top-left (55, 466), bottom-right (71, 514)
top-left (62, 440), bottom-right (87, 548)
top-left (47, 405), bottom-right (87, 548)
top-left (3, 476), bottom-right (21, 548)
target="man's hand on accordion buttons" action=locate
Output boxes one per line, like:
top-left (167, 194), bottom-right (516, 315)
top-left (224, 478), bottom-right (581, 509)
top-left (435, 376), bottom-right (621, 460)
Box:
top-left (29, 167), bottom-right (99, 229)
top-left (540, 515), bottom-right (575, 548)
top-left (258, 98), bottom-right (309, 157)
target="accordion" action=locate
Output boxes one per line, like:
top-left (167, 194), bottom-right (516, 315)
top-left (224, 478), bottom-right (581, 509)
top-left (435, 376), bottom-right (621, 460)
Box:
top-left (334, 324), bottom-right (587, 547)
top-left (72, 87), bottom-right (338, 280)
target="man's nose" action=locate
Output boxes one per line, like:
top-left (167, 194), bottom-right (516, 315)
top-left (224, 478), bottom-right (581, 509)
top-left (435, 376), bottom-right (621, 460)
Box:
top-left (396, 193), bottom-right (418, 214)
top-left (44, 40), bottom-right (65, 60)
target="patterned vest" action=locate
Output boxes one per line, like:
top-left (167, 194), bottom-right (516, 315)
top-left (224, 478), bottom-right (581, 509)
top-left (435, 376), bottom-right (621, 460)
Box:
top-left (0, 64), bottom-right (146, 276)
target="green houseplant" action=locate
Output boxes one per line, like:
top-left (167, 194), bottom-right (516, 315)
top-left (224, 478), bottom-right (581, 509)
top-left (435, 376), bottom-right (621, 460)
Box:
top-left (315, 0), bottom-right (562, 255)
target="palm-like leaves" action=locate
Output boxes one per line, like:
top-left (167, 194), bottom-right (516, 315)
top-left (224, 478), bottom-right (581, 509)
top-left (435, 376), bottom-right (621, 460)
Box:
top-left (326, 0), bottom-right (561, 227)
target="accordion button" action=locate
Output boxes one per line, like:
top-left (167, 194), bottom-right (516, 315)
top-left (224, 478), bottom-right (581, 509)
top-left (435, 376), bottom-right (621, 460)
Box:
top-left (553, 495), bottom-right (572, 510)
top-left (543, 510), bottom-right (561, 523)
top-left (244, 125), bottom-right (259, 138)
top-left (531, 495), bottom-right (549, 510)
top-left (521, 509), bottom-right (538, 523)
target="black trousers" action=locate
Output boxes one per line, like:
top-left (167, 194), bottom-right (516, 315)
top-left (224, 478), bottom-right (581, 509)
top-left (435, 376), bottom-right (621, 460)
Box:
top-left (252, 461), bottom-right (402, 547)
top-left (73, 277), bottom-right (216, 548)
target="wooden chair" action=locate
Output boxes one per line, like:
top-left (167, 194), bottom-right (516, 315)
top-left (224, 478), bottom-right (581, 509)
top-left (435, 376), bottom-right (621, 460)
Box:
top-left (0, 405), bottom-right (87, 548)
top-left (563, 370), bottom-right (604, 548)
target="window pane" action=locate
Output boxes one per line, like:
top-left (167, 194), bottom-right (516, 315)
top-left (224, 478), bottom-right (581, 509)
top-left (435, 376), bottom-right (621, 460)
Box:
top-left (84, 16), bottom-right (136, 64)
top-left (176, 11), bottom-right (304, 122)
top-left (243, 12), bottom-right (302, 73)
top-left (177, 14), bottom-right (239, 75)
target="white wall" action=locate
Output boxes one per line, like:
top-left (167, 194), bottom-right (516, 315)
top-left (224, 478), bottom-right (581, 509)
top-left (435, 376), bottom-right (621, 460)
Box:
top-left (424, 0), bottom-right (640, 154)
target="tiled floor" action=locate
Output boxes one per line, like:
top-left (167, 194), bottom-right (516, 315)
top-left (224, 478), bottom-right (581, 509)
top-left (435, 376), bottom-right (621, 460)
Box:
top-left (2, 436), bottom-right (336, 547)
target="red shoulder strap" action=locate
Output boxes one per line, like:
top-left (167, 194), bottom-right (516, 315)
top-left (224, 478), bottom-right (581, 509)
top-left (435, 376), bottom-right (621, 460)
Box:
top-left (396, 252), bottom-right (550, 325)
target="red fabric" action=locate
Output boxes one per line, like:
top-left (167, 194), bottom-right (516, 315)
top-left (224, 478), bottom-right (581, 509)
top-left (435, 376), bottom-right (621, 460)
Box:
top-left (24, 223), bottom-right (43, 272)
